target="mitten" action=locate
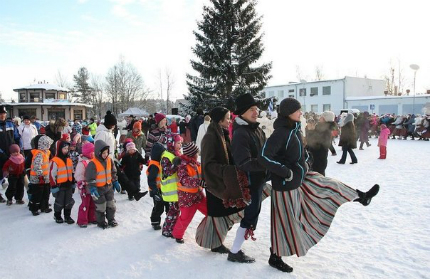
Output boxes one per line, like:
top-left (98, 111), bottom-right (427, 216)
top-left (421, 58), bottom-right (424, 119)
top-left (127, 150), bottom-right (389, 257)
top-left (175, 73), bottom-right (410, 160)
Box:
top-left (172, 156), bottom-right (181, 167)
top-left (150, 188), bottom-right (162, 202)
top-left (113, 181), bottom-right (121, 193)
top-left (90, 186), bottom-right (100, 200)
top-left (284, 169), bottom-right (293, 182)
top-left (1, 178), bottom-right (8, 189)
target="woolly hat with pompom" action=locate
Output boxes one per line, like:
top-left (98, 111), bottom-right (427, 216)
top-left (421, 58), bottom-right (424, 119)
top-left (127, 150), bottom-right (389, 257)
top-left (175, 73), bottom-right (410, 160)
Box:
top-left (82, 143), bottom-right (95, 159)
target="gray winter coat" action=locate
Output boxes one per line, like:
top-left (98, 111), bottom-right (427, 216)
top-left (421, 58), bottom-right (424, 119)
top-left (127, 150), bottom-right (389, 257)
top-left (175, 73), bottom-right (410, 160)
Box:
top-left (85, 139), bottom-right (117, 188)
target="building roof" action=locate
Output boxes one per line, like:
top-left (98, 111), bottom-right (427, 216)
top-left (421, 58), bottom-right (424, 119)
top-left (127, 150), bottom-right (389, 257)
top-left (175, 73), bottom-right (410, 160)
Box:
top-left (13, 83), bottom-right (70, 92)
top-left (1, 101), bottom-right (93, 108)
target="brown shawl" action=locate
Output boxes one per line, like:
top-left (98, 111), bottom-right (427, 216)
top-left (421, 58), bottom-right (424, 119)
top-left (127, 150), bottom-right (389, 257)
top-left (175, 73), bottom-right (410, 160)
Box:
top-left (201, 122), bottom-right (250, 208)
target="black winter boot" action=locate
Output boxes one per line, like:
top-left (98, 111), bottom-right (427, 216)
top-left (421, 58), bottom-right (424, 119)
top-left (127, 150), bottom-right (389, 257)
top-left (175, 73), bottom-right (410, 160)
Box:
top-left (269, 250), bottom-right (293, 273)
top-left (211, 244), bottom-right (230, 254)
top-left (64, 209), bottom-right (75, 224)
top-left (54, 211), bottom-right (64, 224)
top-left (134, 191), bottom-right (148, 202)
top-left (108, 219), bottom-right (118, 227)
top-left (227, 250), bottom-right (255, 263)
top-left (354, 184), bottom-right (380, 206)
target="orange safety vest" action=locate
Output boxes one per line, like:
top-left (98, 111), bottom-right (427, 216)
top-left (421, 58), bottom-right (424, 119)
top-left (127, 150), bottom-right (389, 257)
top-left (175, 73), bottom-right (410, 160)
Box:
top-left (146, 160), bottom-right (162, 190)
top-left (91, 157), bottom-right (112, 187)
top-left (50, 157), bottom-right (73, 184)
top-left (30, 150), bottom-right (50, 177)
top-left (177, 164), bottom-right (202, 194)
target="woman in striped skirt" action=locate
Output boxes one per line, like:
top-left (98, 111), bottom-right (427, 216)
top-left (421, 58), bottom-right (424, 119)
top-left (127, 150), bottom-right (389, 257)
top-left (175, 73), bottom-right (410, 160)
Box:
top-left (259, 98), bottom-right (380, 273)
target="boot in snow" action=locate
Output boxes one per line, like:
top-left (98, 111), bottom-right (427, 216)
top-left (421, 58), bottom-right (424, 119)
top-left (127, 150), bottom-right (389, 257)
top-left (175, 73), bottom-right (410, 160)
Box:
top-left (269, 252), bottom-right (293, 273)
top-left (64, 209), bottom-right (75, 224)
top-left (134, 191), bottom-right (148, 201)
top-left (54, 212), bottom-right (64, 224)
top-left (97, 221), bottom-right (108, 229)
top-left (211, 244), bottom-right (230, 254)
top-left (355, 184), bottom-right (380, 206)
top-left (227, 250), bottom-right (255, 263)
top-left (108, 219), bottom-right (118, 227)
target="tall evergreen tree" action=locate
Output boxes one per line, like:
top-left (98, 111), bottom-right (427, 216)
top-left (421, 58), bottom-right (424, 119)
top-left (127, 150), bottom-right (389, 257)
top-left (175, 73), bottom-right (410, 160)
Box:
top-left (73, 67), bottom-right (93, 104)
top-left (185, 0), bottom-right (272, 112)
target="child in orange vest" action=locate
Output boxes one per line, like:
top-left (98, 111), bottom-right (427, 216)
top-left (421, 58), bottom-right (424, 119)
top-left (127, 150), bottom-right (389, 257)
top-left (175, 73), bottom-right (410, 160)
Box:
top-left (49, 140), bottom-right (75, 224)
top-left (172, 142), bottom-right (207, 243)
top-left (147, 142), bottom-right (168, 230)
top-left (29, 135), bottom-right (53, 216)
top-left (85, 139), bottom-right (121, 229)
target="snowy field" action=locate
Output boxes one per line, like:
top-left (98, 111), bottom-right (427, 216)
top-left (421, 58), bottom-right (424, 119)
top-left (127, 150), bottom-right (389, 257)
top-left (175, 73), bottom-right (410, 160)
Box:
top-left (1, 137), bottom-right (429, 279)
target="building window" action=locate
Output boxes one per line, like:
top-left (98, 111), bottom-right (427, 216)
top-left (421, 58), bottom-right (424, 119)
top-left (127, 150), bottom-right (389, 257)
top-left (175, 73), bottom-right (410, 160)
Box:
top-left (58, 92), bottom-right (67, 100)
top-left (30, 92), bottom-right (40, 102)
top-left (299, 88), bottom-right (306, 96)
top-left (278, 90), bottom-right (284, 99)
top-left (288, 89), bottom-right (295, 93)
top-left (74, 110), bottom-right (83, 120)
top-left (45, 92), bottom-right (55, 99)
top-left (323, 104), bottom-right (331, 111)
top-left (19, 93), bottom-right (27, 102)
top-left (48, 109), bottom-right (65, 120)
top-left (289, 94), bottom-right (294, 98)
top-left (311, 104), bottom-right (318, 112)
top-left (18, 109), bottom-right (37, 118)
top-left (310, 87), bottom-right (318, 96)
top-left (323, 86), bottom-right (331, 95)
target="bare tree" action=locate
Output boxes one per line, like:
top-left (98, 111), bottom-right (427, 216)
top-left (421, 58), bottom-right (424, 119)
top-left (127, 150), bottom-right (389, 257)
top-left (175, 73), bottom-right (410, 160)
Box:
top-left (105, 56), bottom-right (148, 115)
top-left (165, 68), bottom-right (175, 114)
top-left (0, 91), bottom-right (5, 103)
top-left (89, 74), bottom-right (106, 119)
top-left (295, 65), bottom-right (303, 82)
top-left (55, 70), bottom-right (71, 89)
top-left (315, 65), bottom-right (324, 81)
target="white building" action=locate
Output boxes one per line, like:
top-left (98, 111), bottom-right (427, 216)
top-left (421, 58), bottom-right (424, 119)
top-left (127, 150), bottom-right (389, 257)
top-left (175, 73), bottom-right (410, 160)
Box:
top-left (346, 95), bottom-right (430, 115)
top-left (1, 82), bottom-right (92, 121)
top-left (263, 76), bottom-right (386, 114)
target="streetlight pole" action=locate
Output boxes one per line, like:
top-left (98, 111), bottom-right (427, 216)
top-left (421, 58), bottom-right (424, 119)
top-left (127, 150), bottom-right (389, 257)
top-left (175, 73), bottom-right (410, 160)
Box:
top-left (410, 64), bottom-right (420, 114)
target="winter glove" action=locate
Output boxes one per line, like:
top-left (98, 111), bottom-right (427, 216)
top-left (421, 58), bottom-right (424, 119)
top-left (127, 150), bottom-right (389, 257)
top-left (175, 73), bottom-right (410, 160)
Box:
top-left (150, 188), bottom-right (162, 202)
top-left (1, 178), bottom-right (8, 189)
top-left (113, 181), bottom-right (122, 193)
top-left (172, 156), bottom-right (181, 167)
top-left (90, 186), bottom-right (100, 200)
top-left (284, 169), bottom-right (293, 182)
top-left (199, 179), bottom-right (206, 189)
top-left (38, 176), bottom-right (45, 184)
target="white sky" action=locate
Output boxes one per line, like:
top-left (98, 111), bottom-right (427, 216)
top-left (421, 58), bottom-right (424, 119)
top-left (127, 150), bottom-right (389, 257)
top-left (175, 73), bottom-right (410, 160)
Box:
top-left (1, 0), bottom-right (429, 102)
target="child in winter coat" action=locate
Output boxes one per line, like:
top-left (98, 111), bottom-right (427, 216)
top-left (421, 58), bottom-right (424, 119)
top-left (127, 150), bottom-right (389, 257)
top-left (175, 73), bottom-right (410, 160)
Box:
top-left (50, 140), bottom-right (75, 224)
top-left (147, 142), bottom-right (168, 230)
top-left (2, 144), bottom-right (25, 205)
top-left (69, 141), bottom-right (80, 170)
top-left (120, 142), bottom-right (148, 201)
top-left (172, 142), bottom-right (207, 243)
top-left (85, 139), bottom-right (121, 229)
top-left (29, 135), bottom-right (54, 216)
top-left (126, 120), bottom-right (147, 155)
top-left (160, 134), bottom-right (183, 237)
top-left (378, 124), bottom-right (391, 159)
top-left (75, 142), bottom-right (97, 228)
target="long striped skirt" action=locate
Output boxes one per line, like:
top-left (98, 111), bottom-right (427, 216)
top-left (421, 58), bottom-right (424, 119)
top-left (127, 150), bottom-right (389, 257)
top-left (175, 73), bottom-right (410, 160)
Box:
top-left (195, 183), bottom-right (272, 249)
top-left (271, 171), bottom-right (358, 257)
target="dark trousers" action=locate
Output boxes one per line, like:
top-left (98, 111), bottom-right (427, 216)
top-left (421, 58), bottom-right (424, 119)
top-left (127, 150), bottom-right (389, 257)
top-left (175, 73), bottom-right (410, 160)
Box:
top-left (329, 143), bottom-right (336, 155)
top-left (5, 174), bottom-right (25, 201)
top-left (150, 198), bottom-right (170, 226)
top-left (23, 150), bottom-right (32, 160)
top-left (29, 183), bottom-right (50, 212)
top-left (53, 186), bottom-right (75, 212)
top-left (240, 183), bottom-right (265, 230)
top-left (129, 179), bottom-right (141, 199)
top-left (339, 146), bottom-right (357, 163)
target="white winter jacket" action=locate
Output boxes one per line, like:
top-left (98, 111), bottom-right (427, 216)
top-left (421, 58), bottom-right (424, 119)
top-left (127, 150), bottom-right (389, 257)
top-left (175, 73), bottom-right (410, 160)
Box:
top-left (94, 124), bottom-right (116, 159)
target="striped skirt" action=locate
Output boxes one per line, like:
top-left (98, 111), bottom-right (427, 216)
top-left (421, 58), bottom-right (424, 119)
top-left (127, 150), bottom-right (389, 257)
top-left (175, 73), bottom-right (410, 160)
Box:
top-left (195, 183), bottom-right (272, 249)
top-left (271, 171), bottom-right (358, 257)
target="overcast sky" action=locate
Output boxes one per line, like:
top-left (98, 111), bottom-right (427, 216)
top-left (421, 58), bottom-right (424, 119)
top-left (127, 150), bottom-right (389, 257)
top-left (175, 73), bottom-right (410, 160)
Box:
top-left (1, 0), bottom-right (428, 102)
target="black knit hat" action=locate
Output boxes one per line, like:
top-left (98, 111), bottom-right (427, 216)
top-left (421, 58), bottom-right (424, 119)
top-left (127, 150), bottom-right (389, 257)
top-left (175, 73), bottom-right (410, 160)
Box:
top-left (104, 111), bottom-right (117, 127)
top-left (210, 107), bottom-right (229, 123)
top-left (0, 106), bottom-right (7, 114)
top-left (279, 98), bottom-right (301, 117)
top-left (233, 93), bottom-right (259, 115)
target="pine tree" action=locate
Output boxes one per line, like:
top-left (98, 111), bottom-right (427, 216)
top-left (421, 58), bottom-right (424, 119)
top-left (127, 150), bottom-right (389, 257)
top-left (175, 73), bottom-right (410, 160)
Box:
top-left (73, 67), bottom-right (93, 104)
top-left (185, 0), bottom-right (272, 113)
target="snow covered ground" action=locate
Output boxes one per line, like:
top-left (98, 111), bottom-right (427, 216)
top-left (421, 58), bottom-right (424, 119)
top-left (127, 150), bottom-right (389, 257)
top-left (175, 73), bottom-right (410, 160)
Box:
top-left (1, 137), bottom-right (429, 279)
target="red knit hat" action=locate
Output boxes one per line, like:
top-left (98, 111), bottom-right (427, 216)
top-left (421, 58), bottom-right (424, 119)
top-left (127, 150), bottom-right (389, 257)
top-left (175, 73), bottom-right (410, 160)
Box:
top-left (9, 144), bottom-right (21, 154)
top-left (82, 143), bottom-right (95, 158)
top-left (155, 113), bottom-right (166, 124)
top-left (133, 120), bottom-right (142, 130)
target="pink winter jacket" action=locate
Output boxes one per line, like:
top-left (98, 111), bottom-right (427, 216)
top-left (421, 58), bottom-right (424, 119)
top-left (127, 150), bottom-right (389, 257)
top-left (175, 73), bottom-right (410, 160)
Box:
top-left (74, 155), bottom-right (92, 193)
top-left (378, 125), bottom-right (391, 146)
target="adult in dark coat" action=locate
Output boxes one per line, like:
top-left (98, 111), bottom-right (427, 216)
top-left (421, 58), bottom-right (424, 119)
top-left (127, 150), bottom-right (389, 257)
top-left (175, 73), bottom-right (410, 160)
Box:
top-left (359, 111), bottom-right (371, 149)
top-left (196, 107), bottom-right (251, 254)
top-left (337, 113), bottom-right (358, 164)
top-left (190, 109), bottom-right (204, 142)
top-left (259, 98), bottom-right (379, 273)
top-left (228, 93), bottom-right (267, 263)
top-left (44, 118), bottom-right (67, 158)
top-left (306, 111), bottom-right (336, 176)
top-left (404, 114), bottom-right (416, 140)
